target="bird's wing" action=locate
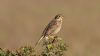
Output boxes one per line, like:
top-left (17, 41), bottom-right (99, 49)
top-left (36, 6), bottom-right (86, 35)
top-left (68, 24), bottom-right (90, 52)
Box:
top-left (42, 19), bottom-right (57, 36)
top-left (34, 20), bottom-right (57, 49)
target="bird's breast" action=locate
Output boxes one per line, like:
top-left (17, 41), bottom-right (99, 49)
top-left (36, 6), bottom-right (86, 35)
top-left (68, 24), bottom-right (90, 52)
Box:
top-left (52, 21), bottom-right (62, 35)
top-left (53, 25), bottom-right (61, 34)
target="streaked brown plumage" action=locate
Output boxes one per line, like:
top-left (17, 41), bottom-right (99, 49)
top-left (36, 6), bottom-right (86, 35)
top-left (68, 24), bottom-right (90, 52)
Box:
top-left (34, 14), bottom-right (63, 49)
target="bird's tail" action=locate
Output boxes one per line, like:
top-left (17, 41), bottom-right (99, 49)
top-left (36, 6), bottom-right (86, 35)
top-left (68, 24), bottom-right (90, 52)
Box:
top-left (33, 36), bottom-right (44, 49)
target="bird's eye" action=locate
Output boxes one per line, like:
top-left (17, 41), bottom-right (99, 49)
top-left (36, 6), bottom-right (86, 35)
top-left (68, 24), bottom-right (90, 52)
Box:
top-left (58, 15), bottom-right (62, 18)
top-left (58, 16), bottom-right (60, 17)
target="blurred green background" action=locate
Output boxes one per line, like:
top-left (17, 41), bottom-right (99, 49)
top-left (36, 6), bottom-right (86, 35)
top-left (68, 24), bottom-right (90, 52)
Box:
top-left (0, 0), bottom-right (100, 56)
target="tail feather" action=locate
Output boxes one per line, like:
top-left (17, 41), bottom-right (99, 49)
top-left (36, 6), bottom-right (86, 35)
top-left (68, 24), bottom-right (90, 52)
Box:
top-left (33, 36), bottom-right (44, 49)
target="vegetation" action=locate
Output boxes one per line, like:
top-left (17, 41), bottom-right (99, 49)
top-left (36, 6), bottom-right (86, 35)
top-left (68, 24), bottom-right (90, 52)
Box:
top-left (0, 36), bottom-right (67, 56)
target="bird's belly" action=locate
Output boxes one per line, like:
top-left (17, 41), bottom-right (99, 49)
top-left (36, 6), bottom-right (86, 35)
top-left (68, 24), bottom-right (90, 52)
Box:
top-left (52, 26), bottom-right (61, 35)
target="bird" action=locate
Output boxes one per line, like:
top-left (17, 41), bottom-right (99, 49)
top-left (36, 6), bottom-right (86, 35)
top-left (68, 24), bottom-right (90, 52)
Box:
top-left (34, 14), bottom-right (63, 49)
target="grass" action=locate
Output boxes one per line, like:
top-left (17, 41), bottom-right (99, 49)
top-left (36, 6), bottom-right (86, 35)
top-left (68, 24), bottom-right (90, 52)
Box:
top-left (0, 36), bottom-right (68, 56)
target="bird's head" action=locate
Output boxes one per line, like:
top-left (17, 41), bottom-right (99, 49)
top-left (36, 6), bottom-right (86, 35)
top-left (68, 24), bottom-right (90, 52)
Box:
top-left (55, 14), bottom-right (63, 21)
